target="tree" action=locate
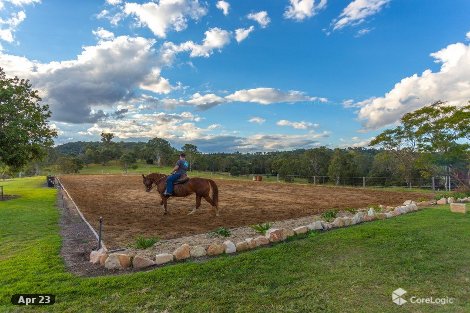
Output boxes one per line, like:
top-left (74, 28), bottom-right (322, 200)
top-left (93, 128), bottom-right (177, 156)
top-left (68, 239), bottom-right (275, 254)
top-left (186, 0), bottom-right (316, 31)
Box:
top-left (304, 147), bottom-right (332, 176)
top-left (145, 138), bottom-right (175, 166)
top-left (57, 156), bottom-right (83, 174)
top-left (371, 101), bottom-right (470, 189)
top-left (182, 143), bottom-right (200, 171)
top-left (0, 68), bottom-right (57, 170)
top-left (100, 132), bottom-right (114, 144)
top-left (120, 152), bottom-right (137, 173)
top-left (327, 149), bottom-right (356, 185)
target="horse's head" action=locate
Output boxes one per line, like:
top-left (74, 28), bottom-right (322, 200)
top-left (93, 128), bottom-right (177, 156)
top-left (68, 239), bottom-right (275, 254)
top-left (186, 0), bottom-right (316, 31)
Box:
top-left (142, 174), bottom-right (154, 192)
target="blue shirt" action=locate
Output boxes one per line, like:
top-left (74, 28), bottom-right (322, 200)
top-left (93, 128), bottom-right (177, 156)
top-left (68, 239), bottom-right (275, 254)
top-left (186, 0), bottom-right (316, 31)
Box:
top-left (175, 159), bottom-right (189, 175)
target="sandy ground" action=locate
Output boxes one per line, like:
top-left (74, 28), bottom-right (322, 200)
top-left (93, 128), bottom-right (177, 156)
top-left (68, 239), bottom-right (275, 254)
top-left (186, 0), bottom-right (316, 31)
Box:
top-left (59, 174), bottom-right (431, 249)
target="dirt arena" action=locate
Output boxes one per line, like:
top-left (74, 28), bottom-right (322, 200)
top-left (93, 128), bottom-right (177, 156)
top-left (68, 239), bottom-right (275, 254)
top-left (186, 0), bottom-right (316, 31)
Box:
top-left (59, 175), bottom-right (431, 249)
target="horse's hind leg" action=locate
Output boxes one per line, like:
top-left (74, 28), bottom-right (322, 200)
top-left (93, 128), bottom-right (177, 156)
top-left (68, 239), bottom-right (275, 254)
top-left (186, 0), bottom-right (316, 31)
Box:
top-left (162, 197), bottom-right (169, 215)
top-left (188, 195), bottom-right (202, 215)
top-left (203, 195), bottom-right (219, 217)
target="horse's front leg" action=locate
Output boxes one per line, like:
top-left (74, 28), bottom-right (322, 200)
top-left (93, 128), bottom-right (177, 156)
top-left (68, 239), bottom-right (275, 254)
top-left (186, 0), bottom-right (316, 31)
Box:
top-left (160, 194), bottom-right (168, 215)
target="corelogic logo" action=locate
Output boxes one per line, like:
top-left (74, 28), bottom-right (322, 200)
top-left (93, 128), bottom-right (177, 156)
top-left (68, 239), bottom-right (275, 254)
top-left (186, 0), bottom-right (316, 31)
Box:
top-left (392, 287), bottom-right (455, 306)
top-left (392, 288), bottom-right (408, 306)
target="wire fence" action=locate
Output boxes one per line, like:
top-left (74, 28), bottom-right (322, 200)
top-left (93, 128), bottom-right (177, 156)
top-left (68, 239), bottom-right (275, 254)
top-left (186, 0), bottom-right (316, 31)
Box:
top-left (244, 174), bottom-right (463, 191)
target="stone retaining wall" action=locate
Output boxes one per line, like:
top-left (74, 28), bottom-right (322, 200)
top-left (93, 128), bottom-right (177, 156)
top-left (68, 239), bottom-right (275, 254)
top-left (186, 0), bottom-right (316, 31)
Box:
top-left (88, 197), bottom-right (469, 271)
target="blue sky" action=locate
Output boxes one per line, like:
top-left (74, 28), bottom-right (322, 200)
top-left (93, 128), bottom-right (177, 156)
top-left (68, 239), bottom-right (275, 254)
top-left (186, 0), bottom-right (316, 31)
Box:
top-left (0, 0), bottom-right (469, 152)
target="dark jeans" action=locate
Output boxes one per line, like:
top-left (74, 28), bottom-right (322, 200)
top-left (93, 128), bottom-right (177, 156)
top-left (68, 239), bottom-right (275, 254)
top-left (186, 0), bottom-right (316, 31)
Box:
top-left (165, 173), bottom-right (182, 194)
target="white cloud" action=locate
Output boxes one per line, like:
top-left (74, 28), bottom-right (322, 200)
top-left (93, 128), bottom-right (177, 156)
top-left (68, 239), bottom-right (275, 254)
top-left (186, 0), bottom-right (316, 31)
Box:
top-left (0, 35), bottom-right (174, 123)
top-left (248, 117), bottom-right (266, 124)
top-left (163, 27), bottom-right (231, 58)
top-left (333, 0), bottom-right (389, 30)
top-left (466, 31), bottom-right (470, 40)
top-left (106, 0), bottom-right (122, 5)
top-left (225, 87), bottom-right (327, 104)
top-left (339, 136), bottom-right (374, 148)
top-left (235, 26), bottom-right (254, 43)
top-left (92, 27), bottom-right (115, 41)
top-left (355, 27), bottom-right (372, 37)
top-left (216, 0), bottom-right (229, 16)
top-left (247, 11), bottom-right (270, 28)
top-left (277, 119), bottom-right (319, 129)
top-left (186, 92), bottom-right (227, 109)
top-left (355, 42), bottom-right (470, 130)
top-left (0, 10), bottom-right (25, 42)
top-left (124, 0), bottom-right (207, 38)
top-left (6, 0), bottom-right (40, 6)
top-left (284, 0), bottom-right (327, 21)
top-left (238, 131), bottom-right (329, 151)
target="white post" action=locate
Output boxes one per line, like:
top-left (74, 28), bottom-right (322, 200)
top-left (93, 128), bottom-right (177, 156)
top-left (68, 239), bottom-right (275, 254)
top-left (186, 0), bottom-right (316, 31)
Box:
top-left (363, 177), bottom-right (366, 188)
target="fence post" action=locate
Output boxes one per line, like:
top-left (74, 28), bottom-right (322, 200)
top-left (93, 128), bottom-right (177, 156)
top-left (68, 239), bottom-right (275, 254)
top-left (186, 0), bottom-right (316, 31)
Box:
top-left (313, 176), bottom-right (316, 185)
top-left (362, 177), bottom-right (366, 188)
top-left (0, 186), bottom-right (3, 200)
top-left (277, 174), bottom-right (279, 182)
top-left (98, 217), bottom-right (103, 250)
top-left (431, 177), bottom-right (435, 191)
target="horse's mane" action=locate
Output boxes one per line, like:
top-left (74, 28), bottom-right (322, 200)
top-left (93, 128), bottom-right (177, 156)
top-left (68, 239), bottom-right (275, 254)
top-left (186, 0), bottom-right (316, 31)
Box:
top-left (147, 173), bottom-right (167, 182)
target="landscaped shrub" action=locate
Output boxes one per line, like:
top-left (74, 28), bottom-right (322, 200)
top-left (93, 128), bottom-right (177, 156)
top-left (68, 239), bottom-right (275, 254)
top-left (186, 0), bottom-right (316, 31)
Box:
top-left (135, 236), bottom-right (159, 249)
top-left (250, 222), bottom-right (272, 235)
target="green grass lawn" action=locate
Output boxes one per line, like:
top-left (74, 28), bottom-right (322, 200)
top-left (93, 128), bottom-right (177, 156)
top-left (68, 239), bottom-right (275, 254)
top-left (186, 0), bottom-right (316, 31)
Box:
top-left (1, 177), bottom-right (469, 312)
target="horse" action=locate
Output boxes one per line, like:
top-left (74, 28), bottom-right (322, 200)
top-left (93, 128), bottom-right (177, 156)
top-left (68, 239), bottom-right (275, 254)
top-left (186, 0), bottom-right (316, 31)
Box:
top-left (142, 173), bottom-right (220, 216)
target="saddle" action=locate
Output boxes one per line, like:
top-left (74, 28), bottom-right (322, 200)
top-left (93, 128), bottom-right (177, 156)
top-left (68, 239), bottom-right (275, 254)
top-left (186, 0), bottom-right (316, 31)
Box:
top-left (173, 174), bottom-right (189, 185)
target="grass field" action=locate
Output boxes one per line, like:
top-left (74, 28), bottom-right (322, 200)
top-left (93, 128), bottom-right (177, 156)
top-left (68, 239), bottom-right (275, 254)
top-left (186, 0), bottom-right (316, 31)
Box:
top-left (1, 177), bottom-right (469, 312)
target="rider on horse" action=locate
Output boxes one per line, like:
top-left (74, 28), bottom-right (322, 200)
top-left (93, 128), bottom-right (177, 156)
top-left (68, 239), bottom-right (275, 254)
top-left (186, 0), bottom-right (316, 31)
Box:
top-left (163, 153), bottom-right (189, 196)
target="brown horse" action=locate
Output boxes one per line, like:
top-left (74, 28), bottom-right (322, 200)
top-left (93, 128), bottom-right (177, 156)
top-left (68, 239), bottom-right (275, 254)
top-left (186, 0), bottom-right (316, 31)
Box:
top-left (142, 173), bottom-right (220, 216)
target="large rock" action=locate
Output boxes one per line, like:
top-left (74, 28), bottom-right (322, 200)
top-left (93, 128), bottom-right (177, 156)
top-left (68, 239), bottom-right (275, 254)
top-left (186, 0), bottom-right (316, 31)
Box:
top-left (207, 243), bottom-right (225, 256)
top-left (99, 253), bottom-right (108, 266)
top-left (105, 253), bottom-right (132, 270)
top-left (155, 253), bottom-right (174, 265)
top-left (254, 236), bottom-right (270, 246)
top-left (352, 212), bottom-right (365, 225)
top-left (321, 221), bottom-right (332, 230)
top-left (407, 203), bottom-right (418, 212)
top-left (436, 198), bottom-right (447, 205)
top-left (403, 200), bottom-right (416, 205)
top-left (190, 245), bottom-right (207, 258)
top-left (224, 240), bottom-right (236, 254)
top-left (133, 255), bottom-right (155, 269)
top-left (450, 203), bottom-right (467, 214)
top-left (385, 212), bottom-right (394, 219)
top-left (367, 208), bottom-right (375, 216)
top-left (332, 217), bottom-right (345, 228)
top-left (90, 248), bottom-right (107, 264)
top-left (236, 241), bottom-right (250, 252)
top-left (265, 228), bottom-right (286, 242)
top-left (173, 244), bottom-right (191, 261)
top-left (447, 197), bottom-right (455, 204)
top-left (362, 215), bottom-right (376, 222)
top-left (284, 229), bottom-right (295, 238)
top-left (343, 217), bottom-right (352, 226)
top-left (307, 221), bottom-right (323, 230)
top-left (245, 238), bottom-right (257, 249)
top-left (376, 213), bottom-right (387, 220)
top-left (293, 226), bottom-right (308, 235)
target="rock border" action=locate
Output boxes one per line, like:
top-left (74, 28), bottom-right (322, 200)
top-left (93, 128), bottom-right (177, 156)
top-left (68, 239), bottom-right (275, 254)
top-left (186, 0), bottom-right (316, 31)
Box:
top-left (89, 197), bottom-right (469, 270)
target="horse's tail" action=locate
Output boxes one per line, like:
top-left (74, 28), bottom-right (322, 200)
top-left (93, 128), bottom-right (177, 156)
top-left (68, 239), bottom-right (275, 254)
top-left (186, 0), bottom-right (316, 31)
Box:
top-left (208, 179), bottom-right (219, 208)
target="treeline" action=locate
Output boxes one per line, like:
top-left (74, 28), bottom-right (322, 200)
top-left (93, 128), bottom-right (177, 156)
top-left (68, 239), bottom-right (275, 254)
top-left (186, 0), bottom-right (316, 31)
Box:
top-left (39, 132), bottom-right (467, 188)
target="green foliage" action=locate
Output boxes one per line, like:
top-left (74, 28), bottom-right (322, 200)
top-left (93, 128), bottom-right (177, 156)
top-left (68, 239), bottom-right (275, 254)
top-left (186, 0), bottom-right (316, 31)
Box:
top-left (250, 222), bottom-right (272, 235)
top-left (0, 68), bottom-right (57, 170)
top-left (368, 204), bottom-right (383, 212)
top-left (210, 227), bottom-right (231, 237)
top-left (344, 207), bottom-right (357, 214)
top-left (135, 236), bottom-right (159, 249)
top-left (321, 209), bottom-right (338, 222)
top-left (434, 191), bottom-right (470, 200)
top-left (57, 156), bottom-right (83, 174)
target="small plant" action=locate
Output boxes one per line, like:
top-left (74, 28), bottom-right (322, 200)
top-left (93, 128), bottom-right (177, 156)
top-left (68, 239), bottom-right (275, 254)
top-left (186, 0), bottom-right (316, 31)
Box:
top-left (344, 207), bottom-right (357, 214)
top-left (368, 204), bottom-right (382, 212)
top-left (210, 227), bottom-right (231, 237)
top-left (321, 209), bottom-right (338, 222)
top-left (250, 222), bottom-right (272, 235)
top-left (135, 236), bottom-right (159, 249)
